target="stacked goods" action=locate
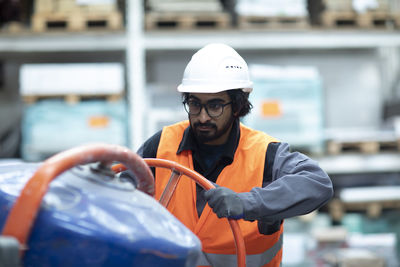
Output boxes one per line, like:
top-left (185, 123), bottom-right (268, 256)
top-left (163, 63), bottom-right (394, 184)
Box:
top-left (243, 65), bottom-right (324, 154)
top-left (322, 0), bottom-right (399, 28)
top-left (236, 0), bottom-right (309, 29)
top-left (323, 0), bottom-right (354, 12)
top-left (352, 0), bottom-right (390, 13)
top-left (0, 0), bottom-right (30, 32)
top-left (359, 0), bottom-right (400, 28)
top-left (19, 62), bottom-right (127, 161)
top-left (388, 0), bottom-right (400, 27)
top-left (390, 0), bottom-right (400, 11)
top-left (19, 63), bottom-right (124, 103)
top-left (145, 0), bottom-right (231, 30)
top-left (32, 0), bottom-right (123, 32)
top-left (147, 0), bottom-right (224, 12)
top-left (323, 0), bottom-right (392, 13)
top-left (21, 99), bottom-right (128, 161)
top-left (320, 0), bottom-right (357, 27)
top-left (326, 129), bottom-right (400, 154)
top-left (339, 186), bottom-right (400, 218)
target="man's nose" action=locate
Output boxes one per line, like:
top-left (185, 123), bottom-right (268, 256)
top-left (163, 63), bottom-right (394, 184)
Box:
top-left (198, 106), bottom-right (211, 122)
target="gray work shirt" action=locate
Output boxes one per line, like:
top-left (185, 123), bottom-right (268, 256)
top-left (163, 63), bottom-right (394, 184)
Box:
top-left (129, 119), bottom-right (333, 233)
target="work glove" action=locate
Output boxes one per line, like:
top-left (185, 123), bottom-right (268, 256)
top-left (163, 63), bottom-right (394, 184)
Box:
top-left (204, 186), bottom-right (244, 219)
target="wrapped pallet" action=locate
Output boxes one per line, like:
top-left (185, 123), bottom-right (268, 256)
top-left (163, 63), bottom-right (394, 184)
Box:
top-left (32, 0), bottom-right (123, 31)
top-left (145, 0), bottom-right (230, 30)
top-left (321, 0), bottom-right (398, 28)
top-left (236, 0), bottom-right (309, 28)
top-left (21, 100), bottom-right (128, 162)
top-left (243, 65), bottom-right (324, 154)
top-left (236, 0), bottom-right (308, 17)
top-left (20, 63), bottom-right (124, 98)
top-left (146, 0), bottom-right (224, 12)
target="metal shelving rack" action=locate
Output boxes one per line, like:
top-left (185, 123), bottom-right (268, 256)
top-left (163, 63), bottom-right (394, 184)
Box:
top-left (3, 29), bottom-right (400, 53)
top-left (1, 0), bottom-right (400, 174)
top-left (145, 30), bottom-right (400, 50)
top-left (0, 32), bottom-right (126, 52)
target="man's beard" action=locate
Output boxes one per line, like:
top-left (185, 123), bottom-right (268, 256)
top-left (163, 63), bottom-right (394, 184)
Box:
top-left (191, 115), bottom-right (235, 144)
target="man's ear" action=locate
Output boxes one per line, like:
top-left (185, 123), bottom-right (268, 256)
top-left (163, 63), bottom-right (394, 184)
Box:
top-left (233, 107), bottom-right (240, 117)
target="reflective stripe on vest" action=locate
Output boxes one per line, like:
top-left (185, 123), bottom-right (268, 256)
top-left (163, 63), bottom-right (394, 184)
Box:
top-left (196, 233), bottom-right (283, 267)
top-left (156, 121), bottom-right (283, 266)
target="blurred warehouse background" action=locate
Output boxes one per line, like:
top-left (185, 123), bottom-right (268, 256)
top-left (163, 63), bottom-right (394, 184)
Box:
top-left (1, 0), bottom-right (400, 266)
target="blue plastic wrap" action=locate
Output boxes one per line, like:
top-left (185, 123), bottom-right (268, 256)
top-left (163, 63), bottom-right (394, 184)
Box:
top-left (244, 66), bottom-right (324, 153)
top-left (21, 100), bottom-right (128, 161)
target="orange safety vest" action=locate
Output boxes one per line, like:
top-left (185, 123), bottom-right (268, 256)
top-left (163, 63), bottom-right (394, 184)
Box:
top-left (155, 120), bottom-right (283, 267)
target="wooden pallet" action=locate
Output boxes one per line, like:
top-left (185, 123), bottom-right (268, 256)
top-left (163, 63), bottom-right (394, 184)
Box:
top-left (391, 12), bottom-right (400, 28)
top-left (321, 11), bottom-right (359, 27)
top-left (238, 15), bottom-right (309, 29)
top-left (145, 12), bottom-right (230, 30)
top-left (322, 10), bottom-right (396, 29)
top-left (22, 93), bottom-right (123, 105)
top-left (357, 11), bottom-right (396, 28)
top-left (329, 198), bottom-right (400, 221)
top-left (0, 22), bottom-right (25, 33)
top-left (31, 11), bottom-right (123, 32)
top-left (327, 139), bottom-right (400, 154)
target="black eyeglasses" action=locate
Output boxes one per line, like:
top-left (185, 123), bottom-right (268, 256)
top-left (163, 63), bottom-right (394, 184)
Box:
top-left (183, 100), bottom-right (232, 118)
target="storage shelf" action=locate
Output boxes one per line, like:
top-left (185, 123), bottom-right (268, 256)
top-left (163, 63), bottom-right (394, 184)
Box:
top-left (1, 30), bottom-right (400, 53)
top-left (0, 31), bottom-right (126, 52)
top-left (145, 29), bottom-right (400, 50)
top-left (316, 153), bottom-right (400, 175)
top-left (3, 23), bottom-right (400, 175)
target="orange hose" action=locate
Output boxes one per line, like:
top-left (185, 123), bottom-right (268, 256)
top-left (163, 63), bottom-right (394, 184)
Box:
top-left (113, 159), bottom-right (247, 267)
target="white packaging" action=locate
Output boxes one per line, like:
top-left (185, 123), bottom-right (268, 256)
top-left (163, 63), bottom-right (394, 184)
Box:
top-left (236, 0), bottom-right (307, 17)
top-left (20, 63), bottom-right (124, 96)
top-left (147, 0), bottom-right (223, 12)
top-left (76, 0), bottom-right (116, 5)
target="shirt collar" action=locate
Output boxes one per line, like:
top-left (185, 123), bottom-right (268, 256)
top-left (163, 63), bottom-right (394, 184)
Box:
top-left (177, 119), bottom-right (240, 161)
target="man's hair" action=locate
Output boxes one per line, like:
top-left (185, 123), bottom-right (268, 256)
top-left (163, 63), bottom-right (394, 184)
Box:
top-left (226, 89), bottom-right (253, 117)
top-left (182, 89), bottom-right (253, 118)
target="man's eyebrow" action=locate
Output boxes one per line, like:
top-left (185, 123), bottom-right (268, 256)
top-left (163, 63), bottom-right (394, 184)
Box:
top-left (207, 98), bottom-right (226, 103)
top-left (188, 95), bottom-right (200, 101)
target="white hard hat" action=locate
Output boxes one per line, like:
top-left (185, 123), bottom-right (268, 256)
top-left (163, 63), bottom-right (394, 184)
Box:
top-left (177, 43), bottom-right (253, 93)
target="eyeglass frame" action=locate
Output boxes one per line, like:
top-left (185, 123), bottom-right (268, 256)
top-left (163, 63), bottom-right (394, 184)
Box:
top-left (183, 100), bottom-right (233, 118)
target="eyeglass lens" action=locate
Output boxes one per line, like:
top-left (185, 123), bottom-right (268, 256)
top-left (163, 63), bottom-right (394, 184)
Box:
top-left (185, 101), bottom-right (225, 117)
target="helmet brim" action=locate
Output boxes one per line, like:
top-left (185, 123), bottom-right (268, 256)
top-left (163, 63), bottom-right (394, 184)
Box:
top-left (177, 83), bottom-right (253, 93)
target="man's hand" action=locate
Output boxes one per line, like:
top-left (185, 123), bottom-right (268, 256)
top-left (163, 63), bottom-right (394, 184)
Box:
top-left (204, 187), bottom-right (244, 219)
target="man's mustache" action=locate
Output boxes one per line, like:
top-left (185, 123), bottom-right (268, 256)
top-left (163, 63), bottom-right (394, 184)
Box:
top-left (194, 122), bottom-right (216, 129)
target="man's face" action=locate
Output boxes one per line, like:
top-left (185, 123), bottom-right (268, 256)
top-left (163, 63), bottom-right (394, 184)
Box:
top-left (187, 92), bottom-right (235, 145)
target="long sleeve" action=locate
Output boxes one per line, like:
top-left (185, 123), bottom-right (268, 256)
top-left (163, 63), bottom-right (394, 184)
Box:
top-left (238, 142), bottom-right (333, 221)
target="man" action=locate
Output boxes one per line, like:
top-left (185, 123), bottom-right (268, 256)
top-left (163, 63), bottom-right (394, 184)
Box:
top-left (128, 43), bottom-right (333, 267)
